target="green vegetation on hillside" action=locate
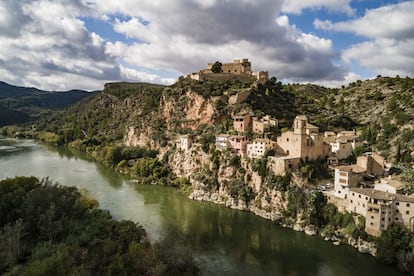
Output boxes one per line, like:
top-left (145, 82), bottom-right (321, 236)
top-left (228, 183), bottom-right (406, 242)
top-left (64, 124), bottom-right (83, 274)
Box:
top-left (0, 176), bottom-right (199, 275)
top-left (0, 81), bottom-right (94, 126)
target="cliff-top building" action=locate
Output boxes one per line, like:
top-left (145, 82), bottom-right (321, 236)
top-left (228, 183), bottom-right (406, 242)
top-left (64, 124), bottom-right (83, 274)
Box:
top-left (188, 58), bottom-right (268, 83)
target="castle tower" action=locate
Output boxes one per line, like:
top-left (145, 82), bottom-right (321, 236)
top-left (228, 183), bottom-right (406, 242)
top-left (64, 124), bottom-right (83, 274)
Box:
top-left (293, 115), bottom-right (308, 135)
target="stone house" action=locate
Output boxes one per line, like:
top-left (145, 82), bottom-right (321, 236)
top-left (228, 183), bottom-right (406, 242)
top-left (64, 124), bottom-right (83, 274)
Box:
top-left (324, 131), bottom-right (360, 160)
top-left (333, 164), bottom-right (366, 199)
top-left (276, 115), bottom-right (330, 160)
top-left (333, 153), bottom-right (385, 199)
top-left (177, 135), bottom-right (193, 151)
top-left (268, 156), bottom-right (301, 176)
top-left (215, 134), bottom-right (249, 156)
top-left (246, 138), bottom-right (276, 159)
top-left (233, 112), bottom-right (252, 133)
top-left (252, 115), bottom-right (278, 134)
top-left (346, 184), bottom-right (414, 237)
top-left (357, 152), bottom-right (385, 176)
top-left (215, 134), bottom-right (231, 150)
top-left (228, 136), bottom-right (249, 156)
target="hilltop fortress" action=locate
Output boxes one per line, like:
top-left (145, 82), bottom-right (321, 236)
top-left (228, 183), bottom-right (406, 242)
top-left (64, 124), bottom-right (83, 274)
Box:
top-left (186, 58), bottom-right (269, 83)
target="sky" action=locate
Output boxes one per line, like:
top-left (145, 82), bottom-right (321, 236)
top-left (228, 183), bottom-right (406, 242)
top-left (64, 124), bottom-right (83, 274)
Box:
top-left (0, 0), bottom-right (413, 91)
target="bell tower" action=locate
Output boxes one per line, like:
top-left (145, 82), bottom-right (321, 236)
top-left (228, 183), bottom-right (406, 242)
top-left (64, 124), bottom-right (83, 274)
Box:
top-left (293, 115), bottom-right (308, 135)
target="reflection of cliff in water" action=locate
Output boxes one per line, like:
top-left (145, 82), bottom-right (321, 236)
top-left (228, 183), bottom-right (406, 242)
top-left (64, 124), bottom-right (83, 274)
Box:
top-left (134, 183), bottom-right (389, 276)
top-left (43, 142), bottom-right (123, 188)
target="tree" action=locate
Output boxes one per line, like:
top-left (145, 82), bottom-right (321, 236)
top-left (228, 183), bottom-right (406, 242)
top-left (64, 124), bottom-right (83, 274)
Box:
top-left (211, 61), bottom-right (222, 73)
top-left (399, 165), bottom-right (414, 195)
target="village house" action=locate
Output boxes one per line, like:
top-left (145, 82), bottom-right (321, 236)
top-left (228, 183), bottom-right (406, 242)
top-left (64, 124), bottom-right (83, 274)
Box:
top-left (345, 178), bottom-right (414, 237)
top-left (233, 112), bottom-right (252, 133)
top-left (252, 115), bottom-right (278, 134)
top-left (276, 115), bottom-right (330, 160)
top-left (333, 152), bottom-right (385, 199)
top-left (215, 134), bottom-right (249, 156)
top-left (246, 138), bottom-right (276, 159)
top-left (215, 134), bottom-right (230, 151)
top-left (324, 130), bottom-right (361, 160)
top-left (268, 156), bottom-right (301, 176)
top-left (176, 135), bottom-right (193, 151)
top-left (228, 135), bottom-right (249, 156)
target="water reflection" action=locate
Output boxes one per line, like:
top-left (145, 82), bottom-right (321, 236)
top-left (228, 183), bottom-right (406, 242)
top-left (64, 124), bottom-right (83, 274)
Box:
top-left (0, 138), bottom-right (405, 276)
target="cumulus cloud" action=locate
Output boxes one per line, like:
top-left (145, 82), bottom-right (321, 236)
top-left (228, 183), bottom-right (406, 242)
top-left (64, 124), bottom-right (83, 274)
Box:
top-left (314, 1), bottom-right (414, 39)
top-left (0, 0), bottom-right (125, 90)
top-left (281, 0), bottom-right (354, 16)
top-left (0, 0), bottom-right (360, 90)
top-left (96, 0), bottom-right (346, 83)
top-left (315, 1), bottom-right (414, 78)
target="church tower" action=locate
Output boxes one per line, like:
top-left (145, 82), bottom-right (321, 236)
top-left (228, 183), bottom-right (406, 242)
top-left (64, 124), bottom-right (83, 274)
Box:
top-left (293, 115), bottom-right (308, 135)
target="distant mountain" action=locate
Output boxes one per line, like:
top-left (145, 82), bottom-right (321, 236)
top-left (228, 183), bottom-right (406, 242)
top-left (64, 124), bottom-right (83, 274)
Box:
top-left (0, 81), bottom-right (43, 98)
top-left (0, 81), bottom-right (98, 126)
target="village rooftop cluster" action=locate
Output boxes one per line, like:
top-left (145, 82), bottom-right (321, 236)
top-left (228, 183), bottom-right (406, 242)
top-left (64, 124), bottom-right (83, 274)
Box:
top-left (176, 59), bottom-right (414, 237)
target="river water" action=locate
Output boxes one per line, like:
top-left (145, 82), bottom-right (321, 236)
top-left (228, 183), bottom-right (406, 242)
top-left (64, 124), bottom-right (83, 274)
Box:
top-left (0, 137), bottom-right (404, 275)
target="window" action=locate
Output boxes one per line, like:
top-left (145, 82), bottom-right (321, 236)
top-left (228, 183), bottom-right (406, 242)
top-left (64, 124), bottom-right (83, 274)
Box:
top-left (352, 192), bottom-right (355, 196)
top-left (406, 211), bottom-right (410, 215)
top-left (374, 199), bottom-right (378, 204)
top-left (358, 195), bottom-right (361, 198)
top-left (407, 203), bottom-right (410, 207)
top-left (287, 138), bottom-right (289, 142)
top-left (351, 200), bottom-right (353, 203)
top-left (396, 202), bottom-right (399, 206)
top-left (381, 218), bottom-right (385, 221)
top-left (363, 204), bottom-right (365, 207)
top-left (365, 197), bottom-right (368, 200)
top-left (370, 222), bottom-right (374, 226)
top-left (396, 217), bottom-right (399, 221)
top-left (371, 216), bottom-right (374, 219)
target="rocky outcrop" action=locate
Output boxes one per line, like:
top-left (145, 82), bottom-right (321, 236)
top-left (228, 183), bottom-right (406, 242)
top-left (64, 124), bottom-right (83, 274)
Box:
top-left (348, 237), bottom-right (377, 256)
top-left (162, 90), bottom-right (217, 131)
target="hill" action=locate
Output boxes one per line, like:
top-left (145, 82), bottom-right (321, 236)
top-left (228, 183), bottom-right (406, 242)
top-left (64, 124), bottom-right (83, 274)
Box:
top-left (0, 81), bottom-right (96, 126)
top-left (32, 77), bottom-right (414, 160)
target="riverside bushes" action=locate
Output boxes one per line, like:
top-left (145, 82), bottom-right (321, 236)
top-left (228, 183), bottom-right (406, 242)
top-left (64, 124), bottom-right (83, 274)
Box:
top-left (0, 177), bottom-right (199, 275)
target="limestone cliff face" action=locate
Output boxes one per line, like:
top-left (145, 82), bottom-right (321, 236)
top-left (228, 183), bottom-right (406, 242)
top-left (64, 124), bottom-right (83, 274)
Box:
top-left (124, 89), bottom-right (218, 149)
top-left (167, 146), bottom-right (286, 221)
top-left (162, 90), bottom-right (217, 131)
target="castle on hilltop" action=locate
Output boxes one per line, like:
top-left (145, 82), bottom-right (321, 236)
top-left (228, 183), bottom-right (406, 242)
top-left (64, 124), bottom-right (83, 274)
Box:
top-left (186, 58), bottom-right (268, 83)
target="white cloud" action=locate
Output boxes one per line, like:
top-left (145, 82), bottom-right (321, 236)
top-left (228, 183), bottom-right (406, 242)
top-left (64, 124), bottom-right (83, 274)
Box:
top-left (314, 1), bottom-right (414, 39)
top-left (120, 65), bottom-right (175, 85)
top-left (281, 0), bottom-right (354, 16)
top-left (315, 1), bottom-right (414, 79)
top-left (99, 1), bottom-right (345, 83)
top-left (0, 0), bottom-right (364, 90)
top-left (343, 38), bottom-right (414, 77)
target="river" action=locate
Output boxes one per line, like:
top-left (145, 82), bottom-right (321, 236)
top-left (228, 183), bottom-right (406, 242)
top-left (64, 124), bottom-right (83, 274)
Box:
top-left (0, 137), bottom-right (404, 275)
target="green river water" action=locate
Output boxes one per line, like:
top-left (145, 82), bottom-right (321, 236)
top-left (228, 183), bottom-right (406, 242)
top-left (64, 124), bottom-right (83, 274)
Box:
top-left (0, 137), bottom-right (404, 275)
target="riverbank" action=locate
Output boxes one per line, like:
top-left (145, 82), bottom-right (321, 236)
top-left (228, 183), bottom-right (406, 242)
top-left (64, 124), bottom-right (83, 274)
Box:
top-left (189, 188), bottom-right (378, 257)
top-left (0, 137), bottom-right (405, 275)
